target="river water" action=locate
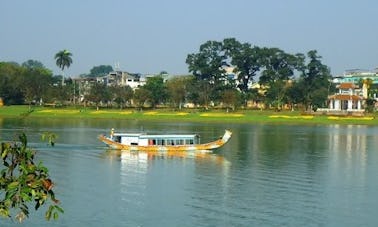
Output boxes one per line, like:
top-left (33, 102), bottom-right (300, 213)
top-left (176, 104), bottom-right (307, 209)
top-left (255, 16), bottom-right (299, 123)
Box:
top-left (0, 118), bottom-right (377, 227)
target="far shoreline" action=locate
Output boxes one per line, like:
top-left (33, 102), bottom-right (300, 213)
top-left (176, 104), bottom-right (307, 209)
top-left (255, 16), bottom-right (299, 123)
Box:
top-left (0, 105), bottom-right (377, 126)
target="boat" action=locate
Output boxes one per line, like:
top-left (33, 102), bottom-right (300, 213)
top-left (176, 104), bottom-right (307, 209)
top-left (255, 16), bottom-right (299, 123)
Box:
top-left (98, 129), bottom-right (232, 152)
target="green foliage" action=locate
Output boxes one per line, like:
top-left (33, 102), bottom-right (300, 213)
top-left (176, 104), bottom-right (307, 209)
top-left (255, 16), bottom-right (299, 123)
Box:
top-left (110, 85), bottom-right (133, 109)
top-left (86, 83), bottom-right (110, 109)
top-left (166, 76), bottom-right (193, 109)
top-left (0, 62), bottom-right (25, 104)
top-left (221, 89), bottom-right (241, 111)
top-left (0, 133), bottom-right (63, 223)
top-left (0, 61), bottom-right (54, 105)
top-left (89, 65), bottom-right (113, 77)
top-left (54, 50), bottom-right (72, 71)
top-left (21, 60), bottom-right (53, 77)
top-left (299, 50), bottom-right (332, 110)
top-left (186, 40), bottom-right (227, 106)
top-left (133, 87), bottom-right (151, 109)
top-left (223, 38), bottom-right (262, 93)
top-left (186, 38), bottom-right (333, 111)
top-left (41, 132), bottom-right (57, 146)
top-left (55, 50), bottom-right (73, 86)
top-left (365, 98), bottom-right (376, 113)
top-left (143, 76), bottom-right (168, 108)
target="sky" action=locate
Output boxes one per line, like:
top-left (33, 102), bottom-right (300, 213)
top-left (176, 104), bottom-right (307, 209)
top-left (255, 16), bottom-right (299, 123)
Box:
top-left (1, 0), bottom-right (378, 77)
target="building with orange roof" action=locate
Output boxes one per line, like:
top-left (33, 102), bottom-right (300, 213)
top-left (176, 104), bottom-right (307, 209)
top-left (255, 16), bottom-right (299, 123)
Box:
top-left (327, 83), bottom-right (364, 111)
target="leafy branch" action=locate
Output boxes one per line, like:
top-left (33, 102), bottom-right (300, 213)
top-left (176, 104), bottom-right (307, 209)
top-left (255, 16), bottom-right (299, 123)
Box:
top-left (0, 133), bottom-right (63, 222)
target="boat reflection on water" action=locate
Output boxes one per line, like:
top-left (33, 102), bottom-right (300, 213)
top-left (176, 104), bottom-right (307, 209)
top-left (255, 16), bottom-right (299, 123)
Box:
top-left (101, 149), bottom-right (231, 220)
top-left (104, 149), bottom-right (229, 165)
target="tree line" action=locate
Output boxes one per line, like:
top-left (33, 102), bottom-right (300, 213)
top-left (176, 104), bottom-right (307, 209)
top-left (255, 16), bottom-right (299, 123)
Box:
top-left (186, 38), bottom-right (334, 111)
top-left (0, 38), bottom-right (335, 111)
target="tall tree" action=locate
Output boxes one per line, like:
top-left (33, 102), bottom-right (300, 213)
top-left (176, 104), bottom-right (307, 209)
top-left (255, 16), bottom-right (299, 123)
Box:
top-left (259, 48), bottom-right (300, 109)
top-left (19, 60), bottom-right (53, 106)
top-left (22, 67), bottom-right (53, 107)
top-left (298, 50), bottom-right (332, 111)
top-left (54, 50), bottom-right (73, 86)
top-left (186, 40), bottom-right (227, 107)
top-left (223, 38), bottom-right (262, 95)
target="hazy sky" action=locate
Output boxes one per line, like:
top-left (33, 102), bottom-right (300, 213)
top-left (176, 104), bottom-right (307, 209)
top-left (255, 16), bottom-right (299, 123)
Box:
top-left (1, 0), bottom-right (378, 77)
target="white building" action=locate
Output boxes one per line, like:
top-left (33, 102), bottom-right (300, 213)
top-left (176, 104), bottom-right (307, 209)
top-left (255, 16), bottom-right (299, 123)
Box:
top-left (327, 83), bottom-right (364, 112)
top-left (102, 71), bottom-right (145, 90)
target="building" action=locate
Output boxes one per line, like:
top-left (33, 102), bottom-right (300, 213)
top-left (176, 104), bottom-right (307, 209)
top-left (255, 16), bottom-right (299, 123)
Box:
top-left (100, 71), bottom-right (145, 90)
top-left (326, 82), bottom-right (364, 113)
top-left (332, 69), bottom-right (378, 85)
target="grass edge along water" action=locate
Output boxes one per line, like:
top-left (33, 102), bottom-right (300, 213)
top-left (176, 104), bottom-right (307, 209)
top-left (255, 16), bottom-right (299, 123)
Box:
top-left (0, 105), bottom-right (376, 125)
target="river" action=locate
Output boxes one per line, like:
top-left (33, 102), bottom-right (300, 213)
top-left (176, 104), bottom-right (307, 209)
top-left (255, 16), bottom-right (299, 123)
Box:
top-left (0, 118), bottom-right (377, 226)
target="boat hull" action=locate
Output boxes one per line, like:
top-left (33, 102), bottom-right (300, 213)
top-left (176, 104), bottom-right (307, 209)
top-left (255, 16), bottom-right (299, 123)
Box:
top-left (98, 130), bottom-right (232, 152)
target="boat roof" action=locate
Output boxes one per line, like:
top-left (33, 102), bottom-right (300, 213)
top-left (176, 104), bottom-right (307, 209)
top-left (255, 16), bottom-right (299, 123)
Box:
top-left (140, 134), bottom-right (198, 139)
top-left (113, 133), bottom-right (145, 137)
top-left (113, 132), bottom-right (198, 139)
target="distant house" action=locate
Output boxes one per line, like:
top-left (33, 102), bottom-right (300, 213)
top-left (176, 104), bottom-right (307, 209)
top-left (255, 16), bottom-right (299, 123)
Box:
top-left (101, 71), bottom-right (145, 89)
top-left (327, 82), bottom-right (364, 112)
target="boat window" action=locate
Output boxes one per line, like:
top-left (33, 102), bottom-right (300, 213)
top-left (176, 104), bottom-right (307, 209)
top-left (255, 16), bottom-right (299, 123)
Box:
top-left (157, 139), bottom-right (165, 145)
top-left (185, 139), bottom-right (194, 145)
top-left (114, 136), bottom-right (121, 143)
top-left (166, 139), bottom-right (172, 145)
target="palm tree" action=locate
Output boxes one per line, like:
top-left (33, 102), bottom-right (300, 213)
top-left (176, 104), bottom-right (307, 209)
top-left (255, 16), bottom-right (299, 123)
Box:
top-left (54, 50), bottom-right (73, 86)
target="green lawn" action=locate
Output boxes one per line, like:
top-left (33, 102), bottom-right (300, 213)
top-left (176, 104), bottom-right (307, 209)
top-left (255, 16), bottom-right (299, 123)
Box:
top-left (0, 105), bottom-right (377, 125)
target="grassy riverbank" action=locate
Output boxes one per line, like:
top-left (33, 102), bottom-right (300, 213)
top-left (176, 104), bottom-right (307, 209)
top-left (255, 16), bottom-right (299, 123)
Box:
top-left (0, 105), bottom-right (377, 125)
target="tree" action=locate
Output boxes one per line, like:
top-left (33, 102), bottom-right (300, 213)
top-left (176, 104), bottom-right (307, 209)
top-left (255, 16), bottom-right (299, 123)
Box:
top-left (259, 48), bottom-right (300, 109)
top-left (286, 80), bottom-right (305, 110)
top-left (298, 50), bottom-right (332, 111)
top-left (21, 60), bottom-right (45, 70)
top-left (358, 78), bottom-right (373, 98)
top-left (20, 61), bottom-right (54, 107)
top-left (133, 87), bottom-right (151, 110)
top-left (54, 50), bottom-right (73, 86)
top-left (166, 76), bottom-right (192, 109)
top-left (110, 85), bottom-right (133, 109)
top-left (365, 97), bottom-right (376, 113)
top-left (186, 40), bottom-right (227, 107)
top-left (221, 89), bottom-right (241, 112)
top-left (22, 68), bottom-right (53, 107)
top-left (0, 133), bottom-right (63, 223)
top-left (0, 62), bottom-right (24, 105)
top-left (86, 83), bottom-right (110, 110)
top-left (223, 38), bottom-right (262, 95)
top-left (143, 76), bottom-right (167, 108)
top-left (89, 65), bottom-right (113, 77)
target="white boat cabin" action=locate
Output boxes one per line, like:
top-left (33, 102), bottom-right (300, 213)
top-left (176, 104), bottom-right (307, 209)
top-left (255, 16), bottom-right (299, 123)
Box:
top-left (111, 132), bottom-right (200, 146)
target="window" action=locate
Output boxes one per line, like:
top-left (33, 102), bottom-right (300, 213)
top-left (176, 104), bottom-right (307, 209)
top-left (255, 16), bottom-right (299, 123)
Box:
top-left (185, 139), bottom-right (194, 145)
